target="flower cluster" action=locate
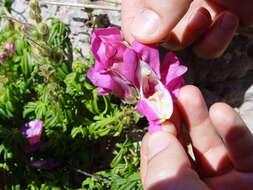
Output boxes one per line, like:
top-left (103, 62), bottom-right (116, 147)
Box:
top-left (88, 27), bottom-right (187, 133)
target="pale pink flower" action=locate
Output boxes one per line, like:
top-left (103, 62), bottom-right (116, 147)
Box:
top-left (5, 42), bottom-right (15, 54)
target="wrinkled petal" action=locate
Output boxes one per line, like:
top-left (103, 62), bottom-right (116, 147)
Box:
top-left (91, 27), bottom-right (125, 66)
top-left (161, 52), bottom-right (187, 99)
top-left (111, 48), bottom-right (139, 86)
top-left (92, 27), bottom-right (122, 44)
top-left (87, 67), bottom-right (124, 97)
top-left (132, 41), bottom-right (160, 78)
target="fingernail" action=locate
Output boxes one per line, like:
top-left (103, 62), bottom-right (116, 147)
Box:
top-left (148, 131), bottom-right (170, 159)
top-left (189, 8), bottom-right (211, 31)
top-left (219, 12), bottom-right (238, 31)
top-left (131, 9), bottom-right (160, 37)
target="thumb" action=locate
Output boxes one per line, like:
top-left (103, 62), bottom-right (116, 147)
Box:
top-left (141, 126), bottom-right (208, 190)
top-left (129, 0), bottom-right (193, 43)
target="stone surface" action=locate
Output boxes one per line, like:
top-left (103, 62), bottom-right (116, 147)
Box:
top-left (11, 0), bottom-right (121, 56)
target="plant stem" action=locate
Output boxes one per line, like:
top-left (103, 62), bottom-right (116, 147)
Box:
top-left (41, 1), bottom-right (121, 11)
top-left (0, 15), bottom-right (32, 27)
top-left (103, 0), bottom-right (121, 4)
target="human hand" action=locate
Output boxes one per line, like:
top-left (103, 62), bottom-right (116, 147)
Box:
top-left (121, 0), bottom-right (253, 59)
top-left (140, 85), bottom-right (253, 190)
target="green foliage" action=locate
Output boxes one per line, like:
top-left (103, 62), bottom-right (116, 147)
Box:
top-left (0, 1), bottom-right (144, 189)
top-left (3, 0), bottom-right (13, 12)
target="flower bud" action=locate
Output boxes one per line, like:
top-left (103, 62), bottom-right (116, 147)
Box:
top-left (28, 10), bottom-right (36, 20)
top-left (29, 0), bottom-right (39, 11)
top-left (35, 15), bottom-right (42, 24)
top-left (29, 10), bottom-right (42, 23)
top-left (5, 42), bottom-right (15, 54)
top-left (38, 23), bottom-right (49, 36)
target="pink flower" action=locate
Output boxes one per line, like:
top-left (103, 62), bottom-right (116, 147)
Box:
top-left (87, 27), bottom-right (139, 104)
top-left (5, 42), bottom-right (15, 54)
top-left (20, 120), bottom-right (43, 145)
top-left (0, 54), bottom-right (6, 62)
top-left (132, 41), bottom-right (187, 133)
top-left (88, 27), bottom-right (187, 133)
top-left (160, 52), bottom-right (188, 99)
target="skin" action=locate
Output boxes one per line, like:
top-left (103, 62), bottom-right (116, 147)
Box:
top-left (121, 0), bottom-right (253, 59)
top-left (140, 85), bottom-right (253, 190)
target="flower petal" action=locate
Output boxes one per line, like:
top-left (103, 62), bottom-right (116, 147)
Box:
top-left (20, 120), bottom-right (43, 145)
top-left (91, 27), bottom-right (125, 68)
top-left (136, 99), bottom-right (161, 122)
top-left (161, 52), bottom-right (187, 99)
top-left (92, 27), bottom-right (122, 44)
top-left (132, 41), bottom-right (161, 78)
top-left (111, 48), bottom-right (139, 86)
top-left (87, 67), bottom-right (124, 97)
top-left (137, 61), bottom-right (173, 124)
top-left (148, 123), bottom-right (162, 134)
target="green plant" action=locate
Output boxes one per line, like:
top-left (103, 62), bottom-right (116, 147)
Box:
top-left (0, 0), bottom-right (144, 189)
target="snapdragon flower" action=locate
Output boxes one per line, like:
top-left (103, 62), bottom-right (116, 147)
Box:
top-left (88, 27), bottom-right (187, 133)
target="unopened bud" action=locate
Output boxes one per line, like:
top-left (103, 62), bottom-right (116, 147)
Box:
top-left (29, 10), bottom-right (42, 23)
top-left (29, 10), bottom-right (36, 20)
top-left (29, 0), bottom-right (39, 11)
top-left (35, 15), bottom-right (42, 24)
top-left (5, 42), bottom-right (15, 54)
top-left (38, 23), bottom-right (49, 36)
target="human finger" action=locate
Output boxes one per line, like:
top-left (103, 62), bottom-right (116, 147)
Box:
top-left (177, 85), bottom-right (229, 175)
top-left (121, 0), bottom-right (143, 43)
top-left (124, 0), bottom-right (194, 44)
top-left (193, 11), bottom-right (239, 59)
top-left (141, 128), bottom-right (208, 189)
top-left (162, 7), bottom-right (211, 50)
top-left (210, 103), bottom-right (253, 172)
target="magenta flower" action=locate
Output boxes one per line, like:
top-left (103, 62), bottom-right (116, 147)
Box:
top-left (87, 27), bottom-right (139, 104)
top-left (20, 120), bottom-right (43, 145)
top-left (88, 27), bottom-right (187, 133)
top-left (160, 52), bottom-right (188, 99)
top-left (5, 42), bottom-right (15, 54)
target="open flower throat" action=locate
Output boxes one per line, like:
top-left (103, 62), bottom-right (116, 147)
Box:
top-left (88, 27), bottom-right (187, 133)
